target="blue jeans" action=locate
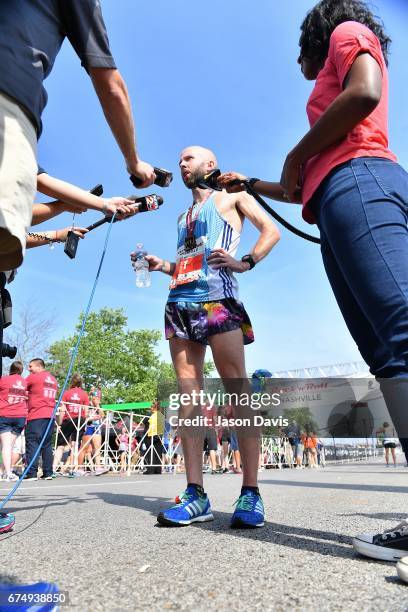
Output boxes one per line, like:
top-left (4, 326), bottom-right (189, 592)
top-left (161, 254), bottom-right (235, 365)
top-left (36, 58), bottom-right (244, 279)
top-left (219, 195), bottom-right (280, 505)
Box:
top-left (311, 157), bottom-right (408, 435)
top-left (0, 416), bottom-right (25, 436)
top-left (25, 418), bottom-right (55, 478)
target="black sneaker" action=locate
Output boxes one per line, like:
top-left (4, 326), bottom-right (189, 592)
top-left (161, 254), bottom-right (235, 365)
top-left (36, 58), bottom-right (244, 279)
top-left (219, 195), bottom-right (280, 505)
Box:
top-left (353, 519), bottom-right (408, 561)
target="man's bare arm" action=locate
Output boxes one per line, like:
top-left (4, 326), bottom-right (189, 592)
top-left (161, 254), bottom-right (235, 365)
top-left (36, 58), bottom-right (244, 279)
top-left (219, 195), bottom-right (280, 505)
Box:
top-left (89, 68), bottom-right (154, 186)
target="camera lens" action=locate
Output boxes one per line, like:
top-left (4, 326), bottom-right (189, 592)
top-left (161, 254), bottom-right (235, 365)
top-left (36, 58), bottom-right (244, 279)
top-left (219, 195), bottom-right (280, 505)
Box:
top-left (1, 343), bottom-right (17, 359)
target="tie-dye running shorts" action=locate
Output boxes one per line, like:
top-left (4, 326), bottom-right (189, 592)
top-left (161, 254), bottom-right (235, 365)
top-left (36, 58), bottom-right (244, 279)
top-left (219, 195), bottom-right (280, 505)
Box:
top-left (164, 298), bottom-right (254, 345)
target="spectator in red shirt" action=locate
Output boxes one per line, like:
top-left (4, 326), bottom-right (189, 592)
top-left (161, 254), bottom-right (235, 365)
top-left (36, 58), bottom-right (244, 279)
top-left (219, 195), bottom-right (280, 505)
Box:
top-left (0, 360), bottom-right (27, 482)
top-left (53, 374), bottom-right (89, 476)
top-left (25, 358), bottom-right (58, 481)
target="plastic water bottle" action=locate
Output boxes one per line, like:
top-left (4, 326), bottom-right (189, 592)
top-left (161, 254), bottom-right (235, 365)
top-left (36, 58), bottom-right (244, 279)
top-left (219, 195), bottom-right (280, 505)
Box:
top-left (134, 243), bottom-right (151, 288)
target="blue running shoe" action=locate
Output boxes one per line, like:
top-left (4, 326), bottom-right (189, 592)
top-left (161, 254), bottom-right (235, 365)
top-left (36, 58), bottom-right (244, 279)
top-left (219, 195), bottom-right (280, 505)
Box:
top-left (231, 490), bottom-right (265, 528)
top-left (0, 512), bottom-right (15, 534)
top-left (157, 486), bottom-right (214, 526)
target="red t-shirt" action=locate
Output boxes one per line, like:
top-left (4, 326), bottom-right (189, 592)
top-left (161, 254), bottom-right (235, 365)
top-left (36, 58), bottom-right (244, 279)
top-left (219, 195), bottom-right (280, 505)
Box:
top-left (26, 371), bottom-right (58, 421)
top-left (62, 387), bottom-right (89, 421)
top-left (0, 374), bottom-right (28, 418)
top-left (302, 21), bottom-right (397, 223)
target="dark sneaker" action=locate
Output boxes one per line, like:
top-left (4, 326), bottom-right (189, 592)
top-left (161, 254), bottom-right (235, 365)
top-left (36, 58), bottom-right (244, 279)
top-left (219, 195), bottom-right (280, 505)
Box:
top-left (353, 519), bottom-right (408, 561)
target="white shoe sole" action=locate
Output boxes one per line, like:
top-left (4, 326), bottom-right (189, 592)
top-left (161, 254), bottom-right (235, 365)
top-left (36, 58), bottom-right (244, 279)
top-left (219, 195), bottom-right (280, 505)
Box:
top-left (159, 512), bottom-right (214, 526)
top-left (353, 536), bottom-right (407, 561)
top-left (180, 513), bottom-right (214, 525)
top-left (397, 557), bottom-right (408, 583)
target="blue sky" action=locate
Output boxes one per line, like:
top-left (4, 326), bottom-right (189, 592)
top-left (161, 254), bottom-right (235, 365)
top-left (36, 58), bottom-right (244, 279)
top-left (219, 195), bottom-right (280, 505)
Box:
top-left (8, 0), bottom-right (408, 374)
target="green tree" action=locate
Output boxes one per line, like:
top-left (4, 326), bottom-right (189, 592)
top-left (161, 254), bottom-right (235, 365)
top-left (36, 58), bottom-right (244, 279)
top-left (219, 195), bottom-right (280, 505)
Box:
top-left (47, 307), bottom-right (215, 404)
top-left (48, 308), bottom-right (163, 403)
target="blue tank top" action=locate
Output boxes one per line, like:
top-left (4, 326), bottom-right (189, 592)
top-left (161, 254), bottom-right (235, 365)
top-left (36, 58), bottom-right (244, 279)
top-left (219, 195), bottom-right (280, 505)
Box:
top-left (168, 195), bottom-right (241, 302)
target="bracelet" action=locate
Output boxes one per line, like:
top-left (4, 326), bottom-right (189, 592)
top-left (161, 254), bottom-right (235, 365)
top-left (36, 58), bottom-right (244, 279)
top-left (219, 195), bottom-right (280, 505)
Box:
top-left (27, 230), bottom-right (61, 243)
top-left (160, 260), bottom-right (167, 273)
top-left (102, 199), bottom-right (109, 214)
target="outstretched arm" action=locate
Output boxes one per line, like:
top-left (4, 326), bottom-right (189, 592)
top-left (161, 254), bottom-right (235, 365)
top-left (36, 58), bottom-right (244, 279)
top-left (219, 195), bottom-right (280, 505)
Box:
top-left (90, 68), bottom-right (155, 187)
top-left (218, 173), bottom-right (301, 204)
top-left (26, 227), bottom-right (88, 248)
top-left (36, 172), bottom-right (136, 221)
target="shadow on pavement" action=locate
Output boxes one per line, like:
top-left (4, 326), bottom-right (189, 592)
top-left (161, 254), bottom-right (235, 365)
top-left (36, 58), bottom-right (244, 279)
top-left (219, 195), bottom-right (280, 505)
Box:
top-left (339, 512), bottom-right (407, 521)
top-left (5, 495), bottom-right (89, 514)
top-left (260, 479), bottom-right (408, 494)
top-left (91, 490), bottom-right (368, 561)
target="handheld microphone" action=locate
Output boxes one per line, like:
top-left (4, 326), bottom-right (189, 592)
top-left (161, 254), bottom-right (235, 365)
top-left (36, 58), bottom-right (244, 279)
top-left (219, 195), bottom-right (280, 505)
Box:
top-left (196, 169), bottom-right (222, 191)
top-left (64, 192), bottom-right (163, 260)
top-left (130, 167), bottom-right (173, 188)
top-left (127, 193), bottom-right (164, 213)
top-left (86, 194), bottom-right (163, 232)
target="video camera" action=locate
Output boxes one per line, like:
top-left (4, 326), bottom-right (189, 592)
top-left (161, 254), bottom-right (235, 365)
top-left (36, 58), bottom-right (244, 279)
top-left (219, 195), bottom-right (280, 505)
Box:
top-left (1, 343), bottom-right (17, 359)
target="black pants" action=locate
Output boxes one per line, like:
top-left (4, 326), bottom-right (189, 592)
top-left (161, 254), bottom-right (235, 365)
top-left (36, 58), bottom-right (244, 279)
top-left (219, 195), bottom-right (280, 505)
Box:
top-left (25, 418), bottom-right (55, 478)
top-left (144, 436), bottom-right (163, 474)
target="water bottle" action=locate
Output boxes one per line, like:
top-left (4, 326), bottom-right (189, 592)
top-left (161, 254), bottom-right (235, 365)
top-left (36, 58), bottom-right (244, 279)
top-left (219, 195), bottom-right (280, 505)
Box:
top-left (134, 243), bottom-right (151, 288)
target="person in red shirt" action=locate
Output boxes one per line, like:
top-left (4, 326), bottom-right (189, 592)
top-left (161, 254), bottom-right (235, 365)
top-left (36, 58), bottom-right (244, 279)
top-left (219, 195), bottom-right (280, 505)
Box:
top-left (219, 0), bottom-right (408, 561)
top-left (0, 360), bottom-right (27, 481)
top-left (25, 358), bottom-right (58, 481)
top-left (53, 374), bottom-right (89, 476)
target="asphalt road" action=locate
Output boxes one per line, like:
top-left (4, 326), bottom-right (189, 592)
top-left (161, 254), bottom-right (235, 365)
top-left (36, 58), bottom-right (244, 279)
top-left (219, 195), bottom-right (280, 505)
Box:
top-left (0, 460), bottom-right (407, 611)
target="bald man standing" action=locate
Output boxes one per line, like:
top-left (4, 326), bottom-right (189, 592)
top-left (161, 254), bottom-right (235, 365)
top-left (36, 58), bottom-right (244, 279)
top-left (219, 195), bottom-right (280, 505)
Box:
top-left (132, 145), bottom-right (280, 528)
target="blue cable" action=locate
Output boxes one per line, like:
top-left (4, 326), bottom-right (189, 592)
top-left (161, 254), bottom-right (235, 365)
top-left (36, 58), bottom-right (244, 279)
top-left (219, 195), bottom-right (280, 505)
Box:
top-left (0, 214), bottom-right (117, 511)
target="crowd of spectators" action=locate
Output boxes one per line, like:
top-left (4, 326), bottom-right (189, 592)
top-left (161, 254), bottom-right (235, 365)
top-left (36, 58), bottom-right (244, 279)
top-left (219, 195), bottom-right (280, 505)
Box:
top-left (1, 367), bottom-right (329, 480)
top-left (0, 359), bottom-right (111, 480)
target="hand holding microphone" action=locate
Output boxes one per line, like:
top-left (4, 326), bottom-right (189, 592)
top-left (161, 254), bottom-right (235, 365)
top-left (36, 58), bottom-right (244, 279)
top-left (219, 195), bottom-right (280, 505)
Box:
top-left (86, 194), bottom-right (164, 232)
top-left (126, 159), bottom-right (156, 188)
top-left (130, 167), bottom-right (173, 189)
top-left (64, 189), bottom-right (164, 259)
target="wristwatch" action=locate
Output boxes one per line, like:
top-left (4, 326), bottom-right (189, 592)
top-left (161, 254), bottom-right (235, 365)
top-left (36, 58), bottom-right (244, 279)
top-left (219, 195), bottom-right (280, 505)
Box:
top-left (241, 254), bottom-right (256, 270)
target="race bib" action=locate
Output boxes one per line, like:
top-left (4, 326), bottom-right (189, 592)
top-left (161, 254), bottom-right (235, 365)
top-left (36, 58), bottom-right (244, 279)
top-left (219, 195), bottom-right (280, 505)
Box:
top-left (169, 236), bottom-right (206, 289)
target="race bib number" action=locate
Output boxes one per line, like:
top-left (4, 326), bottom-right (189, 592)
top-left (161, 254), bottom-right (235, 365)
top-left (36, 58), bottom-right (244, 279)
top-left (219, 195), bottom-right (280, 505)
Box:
top-left (169, 237), bottom-right (206, 289)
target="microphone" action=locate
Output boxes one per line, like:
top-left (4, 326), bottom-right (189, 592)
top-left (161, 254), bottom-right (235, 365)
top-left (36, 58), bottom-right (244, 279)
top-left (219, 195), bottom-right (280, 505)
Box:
top-left (130, 167), bottom-right (173, 188)
top-left (64, 193), bottom-right (164, 260)
top-left (85, 194), bottom-right (163, 232)
top-left (128, 193), bottom-right (164, 213)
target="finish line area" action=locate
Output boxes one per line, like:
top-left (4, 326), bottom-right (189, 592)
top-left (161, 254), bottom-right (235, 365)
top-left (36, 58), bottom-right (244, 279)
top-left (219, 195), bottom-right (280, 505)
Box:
top-left (1, 461), bottom-right (407, 610)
